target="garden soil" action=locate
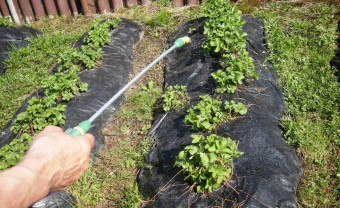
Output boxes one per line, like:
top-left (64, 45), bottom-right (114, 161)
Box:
top-left (0, 26), bottom-right (41, 74)
top-left (138, 16), bottom-right (302, 208)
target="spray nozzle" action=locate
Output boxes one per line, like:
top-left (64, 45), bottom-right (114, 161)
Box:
top-left (174, 36), bottom-right (191, 48)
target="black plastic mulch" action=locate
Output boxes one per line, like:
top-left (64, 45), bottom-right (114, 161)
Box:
top-left (0, 26), bottom-right (41, 74)
top-left (138, 16), bottom-right (301, 208)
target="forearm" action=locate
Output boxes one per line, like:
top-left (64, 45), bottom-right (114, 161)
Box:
top-left (0, 159), bottom-right (51, 208)
top-left (0, 126), bottom-right (94, 207)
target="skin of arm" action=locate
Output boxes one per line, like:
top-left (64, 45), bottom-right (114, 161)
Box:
top-left (0, 126), bottom-right (95, 208)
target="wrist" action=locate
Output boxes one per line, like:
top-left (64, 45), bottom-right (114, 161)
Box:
top-left (19, 136), bottom-right (65, 191)
top-left (17, 160), bottom-right (51, 197)
top-left (18, 154), bottom-right (56, 192)
top-left (0, 160), bottom-right (52, 207)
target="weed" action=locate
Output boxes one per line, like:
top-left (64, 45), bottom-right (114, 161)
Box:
top-left (162, 85), bottom-right (188, 111)
top-left (254, 3), bottom-right (339, 206)
top-left (181, 6), bottom-right (203, 21)
top-left (118, 183), bottom-right (143, 208)
top-left (187, 27), bottom-right (197, 35)
top-left (145, 9), bottom-right (173, 28)
top-left (69, 82), bottom-right (162, 206)
top-left (122, 81), bottom-right (162, 121)
top-left (0, 17), bottom-right (13, 26)
top-left (70, 165), bottom-right (104, 206)
top-left (155, 0), bottom-right (171, 7)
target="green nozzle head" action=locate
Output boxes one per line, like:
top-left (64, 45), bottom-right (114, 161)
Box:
top-left (174, 36), bottom-right (191, 48)
top-left (66, 120), bottom-right (92, 136)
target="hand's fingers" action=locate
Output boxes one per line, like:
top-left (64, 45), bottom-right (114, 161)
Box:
top-left (38, 126), bottom-right (63, 137)
top-left (42, 125), bottom-right (63, 133)
top-left (33, 126), bottom-right (64, 142)
top-left (81, 133), bottom-right (95, 149)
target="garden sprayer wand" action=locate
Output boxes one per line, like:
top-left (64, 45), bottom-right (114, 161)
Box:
top-left (66, 36), bottom-right (191, 136)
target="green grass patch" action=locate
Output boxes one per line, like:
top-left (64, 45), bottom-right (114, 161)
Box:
top-left (69, 82), bottom-right (162, 207)
top-left (254, 2), bottom-right (339, 206)
top-left (0, 17), bottom-right (14, 26)
top-left (145, 8), bottom-right (173, 27)
top-left (154, 0), bottom-right (172, 7)
top-left (0, 17), bottom-right (94, 129)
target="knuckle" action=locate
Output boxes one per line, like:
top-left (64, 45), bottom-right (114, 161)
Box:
top-left (82, 136), bottom-right (95, 150)
top-left (80, 161), bottom-right (90, 172)
top-left (81, 139), bottom-right (92, 151)
top-left (45, 125), bottom-right (59, 131)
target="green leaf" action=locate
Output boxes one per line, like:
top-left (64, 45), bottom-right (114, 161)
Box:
top-left (192, 135), bottom-right (201, 143)
top-left (178, 151), bottom-right (185, 160)
top-left (199, 153), bottom-right (209, 166)
top-left (208, 153), bottom-right (217, 162)
top-left (189, 146), bottom-right (198, 155)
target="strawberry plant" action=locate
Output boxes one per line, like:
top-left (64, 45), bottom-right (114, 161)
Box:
top-left (162, 85), bottom-right (188, 111)
top-left (203, 0), bottom-right (257, 93)
top-left (78, 45), bottom-right (103, 69)
top-left (184, 95), bottom-right (247, 132)
top-left (0, 134), bottom-right (32, 170)
top-left (42, 66), bottom-right (88, 101)
top-left (175, 134), bottom-right (243, 193)
top-left (203, 0), bottom-right (246, 54)
top-left (10, 98), bottom-right (67, 134)
top-left (212, 50), bottom-right (257, 93)
top-left (57, 18), bottom-right (121, 71)
top-left (224, 100), bottom-right (248, 115)
top-left (57, 48), bottom-right (80, 71)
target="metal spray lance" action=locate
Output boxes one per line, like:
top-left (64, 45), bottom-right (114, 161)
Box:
top-left (66, 36), bottom-right (191, 136)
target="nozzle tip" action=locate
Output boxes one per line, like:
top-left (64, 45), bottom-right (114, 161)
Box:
top-left (174, 36), bottom-right (192, 48)
top-left (182, 36), bottom-right (191, 44)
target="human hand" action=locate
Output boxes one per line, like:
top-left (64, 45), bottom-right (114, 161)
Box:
top-left (18, 125), bottom-right (95, 191)
top-left (0, 125), bottom-right (94, 207)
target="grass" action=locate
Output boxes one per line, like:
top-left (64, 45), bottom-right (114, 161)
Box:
top-left (0, 17), bottom-right (14, 26)
top-left (253, 2), bottom-right (339, 206)
top-left (69, 82), bottom-right (162, 207)
top-left (0, 16), bottom-right (95, 129)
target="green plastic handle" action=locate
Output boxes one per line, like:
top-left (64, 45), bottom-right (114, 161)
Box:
top-left (174, 36), bottom-right (191, 48)
top-left (65, 120), bottom-right (92, 136)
